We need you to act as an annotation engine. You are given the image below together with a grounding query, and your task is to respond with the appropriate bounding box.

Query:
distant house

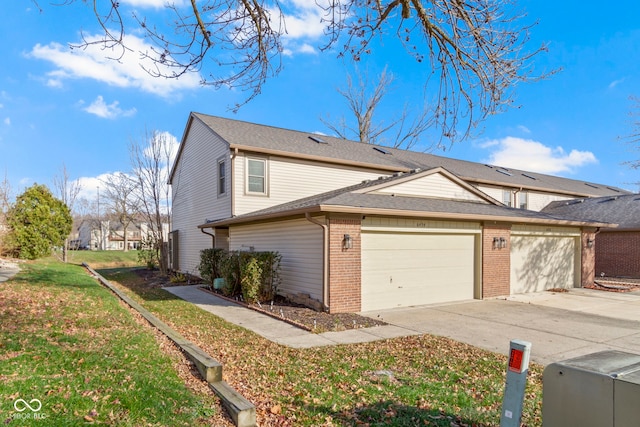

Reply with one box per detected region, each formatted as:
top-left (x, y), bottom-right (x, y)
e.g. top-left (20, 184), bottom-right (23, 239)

top-left (168, 112), bottom-right (626, 313)
top-left (73, 219), bottom-right (169, 251)
top-left (543, 194), bottom-right (640, 279)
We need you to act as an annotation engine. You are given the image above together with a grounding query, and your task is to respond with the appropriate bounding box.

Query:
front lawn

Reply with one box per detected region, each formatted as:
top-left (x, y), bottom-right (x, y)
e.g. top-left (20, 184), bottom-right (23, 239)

top-left (102, 267), bottom-right (544, 426)
top-left (0, 258), bottom-right (230, 426)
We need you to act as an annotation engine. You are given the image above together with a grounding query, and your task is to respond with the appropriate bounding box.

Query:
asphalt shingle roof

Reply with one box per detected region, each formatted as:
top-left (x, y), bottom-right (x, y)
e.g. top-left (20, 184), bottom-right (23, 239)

top-left (542, 194), bottom-right (640, 229)
top-left (192, 112), bottom-right (629, 198)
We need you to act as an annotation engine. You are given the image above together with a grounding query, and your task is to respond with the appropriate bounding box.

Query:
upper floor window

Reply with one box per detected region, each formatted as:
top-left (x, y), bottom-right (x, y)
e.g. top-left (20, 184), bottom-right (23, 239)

top-left (218, 159), bottom-right (226, 195)
top-left (502, 189), bottom-right (512, 207)
top-left (518, 191), bottom-right (528, 209)
top-left (247, 157), bottom-right (267, 195)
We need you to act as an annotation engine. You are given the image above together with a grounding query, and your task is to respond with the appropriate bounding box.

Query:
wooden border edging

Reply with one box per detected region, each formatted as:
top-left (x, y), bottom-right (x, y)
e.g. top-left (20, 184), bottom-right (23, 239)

top-left (82, 264), bottom-right (257, 427)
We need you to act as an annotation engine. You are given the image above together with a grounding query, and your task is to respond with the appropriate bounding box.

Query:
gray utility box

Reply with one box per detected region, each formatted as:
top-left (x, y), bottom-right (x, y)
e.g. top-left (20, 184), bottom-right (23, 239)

top-left (543, 350), bottom-right (640, 426)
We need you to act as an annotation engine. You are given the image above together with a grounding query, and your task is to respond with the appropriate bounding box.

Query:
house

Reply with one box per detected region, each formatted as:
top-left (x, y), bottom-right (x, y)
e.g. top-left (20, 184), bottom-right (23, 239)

top-left (74, 218), bottom-right (169, 251)
top-left (543, 194), bottom-right (640, 279)
top-left (168, 112), bottom-right (627, 313)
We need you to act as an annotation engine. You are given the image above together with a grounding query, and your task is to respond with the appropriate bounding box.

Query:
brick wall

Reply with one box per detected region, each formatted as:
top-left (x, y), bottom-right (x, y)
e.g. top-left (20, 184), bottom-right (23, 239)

top-left (482, 223), bottom-right (511, 298)
top-left (581, 229), bottom-right (596, 287)
top-left (596, 231), bottom-right (640, 278)
top-left (328, 216), bottom-right (362, 313)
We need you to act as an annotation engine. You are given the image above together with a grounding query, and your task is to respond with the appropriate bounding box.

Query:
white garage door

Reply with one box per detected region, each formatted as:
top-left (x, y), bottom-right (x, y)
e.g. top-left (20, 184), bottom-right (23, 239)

top-left (361, 232), bottom-right (476, 312)
top-left (510, 235), bottom-right (578, 294)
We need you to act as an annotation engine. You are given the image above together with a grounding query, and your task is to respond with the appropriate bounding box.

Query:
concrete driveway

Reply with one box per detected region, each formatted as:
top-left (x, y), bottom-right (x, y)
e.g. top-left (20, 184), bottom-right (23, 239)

top-left (362, 288), bottom-right (640, 366)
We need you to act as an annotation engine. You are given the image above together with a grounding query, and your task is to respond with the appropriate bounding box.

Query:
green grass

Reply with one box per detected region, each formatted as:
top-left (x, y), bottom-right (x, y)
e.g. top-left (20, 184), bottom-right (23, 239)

top-left (104, 268), bottom-right (544, 426)
top-left (0, 258), bottom-right (224, 426)
top-left (58, 249), bottom-right (142, 269)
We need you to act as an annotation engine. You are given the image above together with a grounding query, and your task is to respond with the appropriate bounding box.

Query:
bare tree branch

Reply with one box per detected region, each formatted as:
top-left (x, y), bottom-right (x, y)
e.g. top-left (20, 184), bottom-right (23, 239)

top-left (62, 0), bottom-right (549, 133)
top-left (322, 66), bottom-right (437, 150)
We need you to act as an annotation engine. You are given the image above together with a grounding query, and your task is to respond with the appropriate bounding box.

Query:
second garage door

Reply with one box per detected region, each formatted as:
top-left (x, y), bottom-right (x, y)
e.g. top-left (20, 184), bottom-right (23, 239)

top-left (361, 231), bottom-right (477, 311)
top-left (510, 229), bottom-right (580, 294)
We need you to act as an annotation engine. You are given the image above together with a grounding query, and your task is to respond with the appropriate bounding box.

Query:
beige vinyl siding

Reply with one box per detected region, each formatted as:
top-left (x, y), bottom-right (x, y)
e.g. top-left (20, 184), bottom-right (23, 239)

top-left (374, 173), bottom-right (486, 202)
top-left (234, 153), bottom-right (388, 215)
top-left (526, 193), bottom-right (573, 211)
top-left (230, 218), bottom-right (324, 302)
top-left (510, 225), bottom-right (581, 294)
top-left (171, 119), bottom-right (232, 273)
top-left (477, 185), bottom-right (574, 211)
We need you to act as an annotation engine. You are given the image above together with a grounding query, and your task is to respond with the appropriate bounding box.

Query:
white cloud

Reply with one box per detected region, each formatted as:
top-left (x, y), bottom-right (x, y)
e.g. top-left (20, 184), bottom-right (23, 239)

top-left (483, 136), bottom-right (597, 175)
top-left (3, 117), bottom-right (9, 126)
top-left (609, 78), bottom-right (625, 89)
top-left (517, 125), bottom-right (531, 134)
top-left (84, 96), bottom-right (137, 119)
top-left (29, 34), bottom-right (201, 98)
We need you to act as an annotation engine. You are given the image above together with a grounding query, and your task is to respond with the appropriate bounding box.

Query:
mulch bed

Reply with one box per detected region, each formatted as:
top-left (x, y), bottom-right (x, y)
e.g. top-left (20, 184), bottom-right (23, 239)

top-left (133, 268), bottom-right (386, 333)
top-left (585, 276), bottom-right (640, 293)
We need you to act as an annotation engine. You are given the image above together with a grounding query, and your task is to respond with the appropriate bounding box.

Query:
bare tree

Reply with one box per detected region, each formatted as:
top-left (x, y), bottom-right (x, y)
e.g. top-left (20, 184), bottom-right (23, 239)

top-left (322, 66), bottom-right (437, 150)
top-left (49, 0), bottom-right (548, 138)
top-left (130, 130), bottom-right (175, 275)
top-left (101, 172), bottom-right (140, 252)
top-left (0, 172), bottom-right (12, 255)
top-left (621, 96), bottom-right (640, 189)
top-left (53, 163), bottom-right (82, 262)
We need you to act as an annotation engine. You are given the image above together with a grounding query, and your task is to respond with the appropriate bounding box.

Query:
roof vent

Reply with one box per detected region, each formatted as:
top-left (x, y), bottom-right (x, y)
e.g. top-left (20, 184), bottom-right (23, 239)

top-left (606, 187), bottom-right (621, 193)
top-left (585, 183), bottom-right (599, 189)
top-left (308, 135), bottom-right (327, 144)
top-left (373, 146), bottom-right (391, 155)
top-left (496, 168), bottom-right (513, 177)
top-left (485, 164), bottom-right (494, 169)
top-left (522, 173), bottom-right (537, 180)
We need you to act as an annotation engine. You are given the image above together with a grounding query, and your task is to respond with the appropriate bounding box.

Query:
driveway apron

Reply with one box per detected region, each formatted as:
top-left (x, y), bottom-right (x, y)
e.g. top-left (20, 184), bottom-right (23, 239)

top-left (361, 289), bottom-right (640, 366)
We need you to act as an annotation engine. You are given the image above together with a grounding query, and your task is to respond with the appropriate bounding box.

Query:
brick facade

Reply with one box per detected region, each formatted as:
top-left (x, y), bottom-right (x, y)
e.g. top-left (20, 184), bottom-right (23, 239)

top-left (581, 229), bottom-right (596, 287)
top-left (482, 223), bottom-right (511, 298)
top-left (596, 231), bottom-right (640, 278)
top-left (327, 216), bottom-right (362, 313)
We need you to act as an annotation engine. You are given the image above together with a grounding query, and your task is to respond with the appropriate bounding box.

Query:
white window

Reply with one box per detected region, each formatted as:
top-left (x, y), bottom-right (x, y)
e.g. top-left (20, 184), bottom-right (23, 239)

top-left (218, 159), bottom-right (226, 195)
top-left (247, 158), bottom-right (267, 194)
top-left (518, 191), bottom-right (528, 209)
top-left (502, 189), bottom-right (512, 207)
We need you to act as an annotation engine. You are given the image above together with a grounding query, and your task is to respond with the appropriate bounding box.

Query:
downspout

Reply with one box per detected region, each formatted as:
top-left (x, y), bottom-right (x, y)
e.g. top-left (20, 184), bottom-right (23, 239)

top-left (231, 148), bottom-right (238, 217)
top-left (201, 228), bottom-right (216, 248)
top-left (305, 213), bottom-right (329, 312)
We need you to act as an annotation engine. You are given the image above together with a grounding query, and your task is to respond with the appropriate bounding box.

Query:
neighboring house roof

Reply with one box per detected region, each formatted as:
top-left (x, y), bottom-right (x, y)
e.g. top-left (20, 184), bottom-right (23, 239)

top-left (202, 169), bottom-right (616, 229)
top-left (543, 194), bottom-right (640, 230)
top-left (176, 112), bottom-right (629, 198)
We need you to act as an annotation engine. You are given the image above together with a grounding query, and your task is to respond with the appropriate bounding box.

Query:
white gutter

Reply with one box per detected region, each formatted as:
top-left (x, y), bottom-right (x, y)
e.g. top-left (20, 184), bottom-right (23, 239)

top-left (231, 147), bottom-right (238, 217)
top-left (305, 213), bottom-right (329, 311)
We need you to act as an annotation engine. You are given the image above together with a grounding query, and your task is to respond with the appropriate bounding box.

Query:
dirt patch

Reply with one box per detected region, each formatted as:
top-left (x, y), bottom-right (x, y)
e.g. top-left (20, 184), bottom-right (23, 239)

top-left (134, 268), bottom-right (387, 333)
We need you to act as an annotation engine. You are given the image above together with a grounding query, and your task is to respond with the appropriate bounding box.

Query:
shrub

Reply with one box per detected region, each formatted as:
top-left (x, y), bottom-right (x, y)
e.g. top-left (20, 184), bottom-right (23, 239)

top-left (240, 257), bottom-right (262, 303)
top-left (215, 250), bottom-right (281, 302)
top-left (197, 248), bottom-right (227, 287)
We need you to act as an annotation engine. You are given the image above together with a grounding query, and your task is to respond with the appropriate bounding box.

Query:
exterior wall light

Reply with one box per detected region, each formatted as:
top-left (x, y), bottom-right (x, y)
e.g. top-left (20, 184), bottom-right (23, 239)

top-left (493, 236), bottom-right (507, 249)
top-left (587, 238), bottom-right (594, 249)
top-left (343, 234), bottom-right (353, 250)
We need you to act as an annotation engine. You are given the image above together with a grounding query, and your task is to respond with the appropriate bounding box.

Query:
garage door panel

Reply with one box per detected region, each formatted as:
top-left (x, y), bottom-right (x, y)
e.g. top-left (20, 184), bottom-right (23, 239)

top-left (361, 232), bottom-right (475, 311)
top-left (510, 235), bottom-right (577, 294)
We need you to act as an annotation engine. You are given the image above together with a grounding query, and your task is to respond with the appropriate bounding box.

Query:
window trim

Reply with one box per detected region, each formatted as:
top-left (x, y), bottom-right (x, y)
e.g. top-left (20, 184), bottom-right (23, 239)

top-left (217, 157), bottom-right (227, 197)
top-left (518, 191), bottom-right (528, 210)
top-left (502, 189), bottom-right (512, 207)
top-left (245, 156), bottom-right (269, 196)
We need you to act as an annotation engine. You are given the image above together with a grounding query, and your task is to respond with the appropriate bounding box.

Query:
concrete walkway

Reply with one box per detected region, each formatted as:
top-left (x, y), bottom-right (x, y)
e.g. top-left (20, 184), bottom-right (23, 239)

top-left (164, 286), bottom-right (417, 348)
top-left (0, 259), bottom-right (20, 283)
top-left (164, 285), bottom-right (640, 366)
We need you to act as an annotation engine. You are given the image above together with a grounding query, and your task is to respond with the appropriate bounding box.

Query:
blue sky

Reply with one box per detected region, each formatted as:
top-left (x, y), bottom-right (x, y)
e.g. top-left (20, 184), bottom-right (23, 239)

top-left (1, 0), bottom-right (640, 206)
